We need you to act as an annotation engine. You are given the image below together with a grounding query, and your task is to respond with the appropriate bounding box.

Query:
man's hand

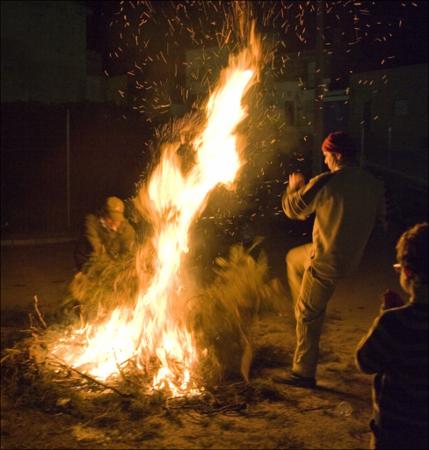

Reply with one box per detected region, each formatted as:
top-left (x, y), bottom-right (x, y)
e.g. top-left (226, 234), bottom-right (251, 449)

top-left (381, 289), bottom-right (405, 311)
top-left (288, 172), bottom-right (305, 191)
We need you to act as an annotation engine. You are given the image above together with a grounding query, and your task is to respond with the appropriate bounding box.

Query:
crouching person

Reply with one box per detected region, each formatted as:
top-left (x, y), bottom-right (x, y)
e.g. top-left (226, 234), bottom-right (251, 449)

top-left (74, 196), bottom-right (135, 272)
top-left (59, 196), bottom-right (136, 321)
top-left (355, 222), bottom-right (428, 449)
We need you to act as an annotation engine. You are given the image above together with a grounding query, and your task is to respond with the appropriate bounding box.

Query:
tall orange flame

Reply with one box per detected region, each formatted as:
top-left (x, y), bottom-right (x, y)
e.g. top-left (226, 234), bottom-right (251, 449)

top-left (53, 30), bottom-right (261, 397)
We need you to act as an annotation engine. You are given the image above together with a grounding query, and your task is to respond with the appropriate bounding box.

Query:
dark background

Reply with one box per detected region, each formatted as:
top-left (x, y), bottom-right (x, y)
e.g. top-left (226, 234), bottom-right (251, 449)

top-left (1, 1), bottom-right (427, 235)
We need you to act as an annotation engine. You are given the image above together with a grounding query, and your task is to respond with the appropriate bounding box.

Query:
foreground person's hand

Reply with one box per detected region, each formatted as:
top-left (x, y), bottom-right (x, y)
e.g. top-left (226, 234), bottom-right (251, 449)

top-left (288, 172), bottom-right (305, 191)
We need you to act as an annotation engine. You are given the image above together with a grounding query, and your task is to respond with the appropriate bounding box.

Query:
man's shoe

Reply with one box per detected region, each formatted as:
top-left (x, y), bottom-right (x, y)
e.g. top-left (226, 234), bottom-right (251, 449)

top-left (272, 372), bottom-right (316, 389)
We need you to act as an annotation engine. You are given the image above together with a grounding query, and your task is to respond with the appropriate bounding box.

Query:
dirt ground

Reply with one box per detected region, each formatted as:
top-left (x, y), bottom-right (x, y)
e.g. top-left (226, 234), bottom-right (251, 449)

top-left (1, 226), bottom-right (403, 449)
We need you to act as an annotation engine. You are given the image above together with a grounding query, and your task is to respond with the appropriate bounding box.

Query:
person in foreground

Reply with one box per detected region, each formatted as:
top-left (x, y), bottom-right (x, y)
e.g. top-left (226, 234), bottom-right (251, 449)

top-left (355, 222), bottom-right (428, 450)
top-left (278, 131), bottom-right (385, 388)
top-left (74, 196), bottom-right (135, 272)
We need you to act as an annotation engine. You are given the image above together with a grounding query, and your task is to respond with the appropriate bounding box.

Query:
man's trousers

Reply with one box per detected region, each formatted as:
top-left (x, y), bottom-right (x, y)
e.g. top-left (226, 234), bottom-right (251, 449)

top-left (286, 243), bottom-right (337, 378)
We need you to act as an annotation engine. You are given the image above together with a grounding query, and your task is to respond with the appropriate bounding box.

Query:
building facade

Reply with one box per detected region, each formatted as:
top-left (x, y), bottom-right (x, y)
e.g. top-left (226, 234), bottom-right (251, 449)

top-left (349, 64), bottom-right (428, 186)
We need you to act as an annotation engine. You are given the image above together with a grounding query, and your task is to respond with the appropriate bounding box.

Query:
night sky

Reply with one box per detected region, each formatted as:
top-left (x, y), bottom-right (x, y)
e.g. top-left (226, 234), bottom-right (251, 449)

top-left (86, 1), bottom-right (428, 74)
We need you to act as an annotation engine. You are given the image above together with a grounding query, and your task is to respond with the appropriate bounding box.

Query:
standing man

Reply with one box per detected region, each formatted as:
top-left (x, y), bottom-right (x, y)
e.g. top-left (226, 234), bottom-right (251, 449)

top-left (278, 131), bottom-right (385, 388)
top-left (74, 196), bottom-right (136, 272)
top-left (355, 222), bottom-right (428, 449)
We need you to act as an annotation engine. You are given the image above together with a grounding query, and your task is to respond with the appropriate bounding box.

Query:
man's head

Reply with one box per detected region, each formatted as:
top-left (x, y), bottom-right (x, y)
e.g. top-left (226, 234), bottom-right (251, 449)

top-left (321, 131), bottom-right (356, 171)
top-left (104, 196), bottom-right (125, 229)
top-left (396, 222), bottom-right (428, 291)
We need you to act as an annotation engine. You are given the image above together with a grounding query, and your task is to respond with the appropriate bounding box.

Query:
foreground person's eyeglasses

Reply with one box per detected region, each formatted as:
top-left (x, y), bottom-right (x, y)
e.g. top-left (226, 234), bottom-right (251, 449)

top-left (393, 263), bottom-right (402, 273)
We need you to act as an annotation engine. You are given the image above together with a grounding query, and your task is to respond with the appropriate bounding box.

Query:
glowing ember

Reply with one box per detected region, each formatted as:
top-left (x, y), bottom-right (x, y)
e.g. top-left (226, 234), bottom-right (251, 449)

top-left (52, 29), bottom-right (261, 397)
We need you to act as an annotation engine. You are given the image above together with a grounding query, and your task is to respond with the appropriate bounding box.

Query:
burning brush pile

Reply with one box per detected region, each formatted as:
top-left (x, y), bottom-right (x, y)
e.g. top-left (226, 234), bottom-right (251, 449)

top-left (1, 242), bottom-right (284, 413)
top-left (1, 25), bottom-right (286, 413)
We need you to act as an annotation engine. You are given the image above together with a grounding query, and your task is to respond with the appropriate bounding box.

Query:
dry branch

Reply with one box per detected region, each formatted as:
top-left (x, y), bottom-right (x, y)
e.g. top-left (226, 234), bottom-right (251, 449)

top-left (50, 355), bottom-right (133, 398)
top-left (33, 295), bottom-right (47, 329)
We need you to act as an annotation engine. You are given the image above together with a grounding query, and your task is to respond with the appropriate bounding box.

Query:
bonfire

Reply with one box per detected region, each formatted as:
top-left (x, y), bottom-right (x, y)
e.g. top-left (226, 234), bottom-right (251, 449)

top-left (1, 21), bottom-right (285, 412)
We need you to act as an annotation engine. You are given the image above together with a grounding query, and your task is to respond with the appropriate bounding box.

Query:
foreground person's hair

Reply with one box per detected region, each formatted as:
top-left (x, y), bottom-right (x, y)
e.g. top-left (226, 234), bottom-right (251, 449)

top-left (396, 222), bottom-right (428, 283)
